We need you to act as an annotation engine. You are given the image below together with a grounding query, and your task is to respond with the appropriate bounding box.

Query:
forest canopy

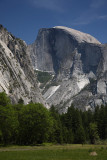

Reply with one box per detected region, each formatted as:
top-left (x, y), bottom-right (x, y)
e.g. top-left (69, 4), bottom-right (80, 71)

top-left (0, 92), bottom-right (107, 145)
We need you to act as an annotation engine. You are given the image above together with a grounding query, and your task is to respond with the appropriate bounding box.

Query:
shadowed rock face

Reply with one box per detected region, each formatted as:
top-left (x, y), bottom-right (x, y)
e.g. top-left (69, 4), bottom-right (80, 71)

top-left (0, 25), bottom-right (45, 105)
top-left (1, 24), bottom-right (106, 111)
top-left (97, 44), bottom-right (107, 94)
top-left (28, 28), bottom-right (78, 75)
top-left (28, 26), bottom-right (107, 112)
top-left (29, 27), bottom-right (102, 77)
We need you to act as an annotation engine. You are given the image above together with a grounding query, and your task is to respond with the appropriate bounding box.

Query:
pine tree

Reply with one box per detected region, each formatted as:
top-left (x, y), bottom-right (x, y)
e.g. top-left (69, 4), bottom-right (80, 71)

top-left (49, 106), bottom-right (63, 143)
top-left (89, 122), bottom-right (99, 144)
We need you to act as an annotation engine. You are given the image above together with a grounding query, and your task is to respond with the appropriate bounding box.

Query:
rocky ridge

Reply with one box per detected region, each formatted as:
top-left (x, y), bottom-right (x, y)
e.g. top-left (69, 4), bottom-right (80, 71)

top-left (0, 25), bottom-right (45, 105)
top-left (28, 26), bottom-right (107, 112)
top-left (1, 24), bottom-right (107, 112)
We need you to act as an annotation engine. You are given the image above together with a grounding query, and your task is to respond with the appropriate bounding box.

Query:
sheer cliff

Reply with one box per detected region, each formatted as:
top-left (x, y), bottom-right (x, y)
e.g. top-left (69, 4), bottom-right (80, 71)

top-left (28, 26), bottom-right (107, 112)
top-left (1, 24), bottom-right (106, 111)
top-left (0, 25), bottom-right (45, 105)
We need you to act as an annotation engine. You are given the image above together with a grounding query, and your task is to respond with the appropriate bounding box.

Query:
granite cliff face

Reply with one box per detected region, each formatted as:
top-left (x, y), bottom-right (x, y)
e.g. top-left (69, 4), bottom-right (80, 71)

top-left (1, 24), bottom-right (106, 111)
top-left (0, 25), bottom-right (45, 105)
top-left (28, 26), bottom-right (107, 112)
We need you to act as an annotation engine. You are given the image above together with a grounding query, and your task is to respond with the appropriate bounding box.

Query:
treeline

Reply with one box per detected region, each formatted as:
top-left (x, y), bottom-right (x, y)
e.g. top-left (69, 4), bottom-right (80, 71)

top-left (0, 92), bottom-right (107, 145)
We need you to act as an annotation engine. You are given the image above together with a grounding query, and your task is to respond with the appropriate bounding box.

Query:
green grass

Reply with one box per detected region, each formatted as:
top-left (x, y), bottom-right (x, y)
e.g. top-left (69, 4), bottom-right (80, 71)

top-left (0, 144), bottom-right (107, 160)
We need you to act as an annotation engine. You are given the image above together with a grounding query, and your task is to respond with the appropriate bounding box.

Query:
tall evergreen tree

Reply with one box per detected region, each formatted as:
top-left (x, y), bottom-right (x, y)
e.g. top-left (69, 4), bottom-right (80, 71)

top-left (0, 104), bottom-right (19, 145)
top-left (49, 106), bottom-right (63, 143)
top-left (89, 122), bottom-right (99, 144)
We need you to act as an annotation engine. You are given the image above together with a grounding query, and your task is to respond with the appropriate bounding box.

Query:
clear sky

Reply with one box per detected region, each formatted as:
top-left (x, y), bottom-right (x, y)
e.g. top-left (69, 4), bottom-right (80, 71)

top-left (0, 0), bottom-right (107, 44)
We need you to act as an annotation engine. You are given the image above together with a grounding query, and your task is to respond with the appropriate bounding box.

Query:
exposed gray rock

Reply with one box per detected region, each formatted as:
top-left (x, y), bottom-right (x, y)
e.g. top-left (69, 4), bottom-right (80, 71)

top-left (28, 26), bottom-right (107, 111)
top-left (54, 26), bottom-right (101, 44)
top-left (0, 25), bottom-right (45, 105)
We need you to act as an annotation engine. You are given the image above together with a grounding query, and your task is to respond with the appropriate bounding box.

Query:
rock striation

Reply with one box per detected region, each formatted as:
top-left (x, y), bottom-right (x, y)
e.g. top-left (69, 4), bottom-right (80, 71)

top-left (28, 26), bottom-right (107, 112)
top-left (0, 25), bottom-right (45, 105)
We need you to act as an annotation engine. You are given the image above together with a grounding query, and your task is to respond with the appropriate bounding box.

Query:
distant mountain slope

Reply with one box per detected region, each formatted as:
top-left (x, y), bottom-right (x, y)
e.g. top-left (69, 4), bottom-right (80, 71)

top-left (0, 25), bottom-right (45, 105)
top-left (28, 26), bottom-right (107, 112)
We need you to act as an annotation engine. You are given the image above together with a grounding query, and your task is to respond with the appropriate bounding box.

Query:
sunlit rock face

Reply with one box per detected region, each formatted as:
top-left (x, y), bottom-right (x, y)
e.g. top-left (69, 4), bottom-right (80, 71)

top-left (0, 25), bottom-right (45, 105)
top-left (28, 26), bottom-right (107, 111)
top-left (2, 23), bottom-right (107, 111)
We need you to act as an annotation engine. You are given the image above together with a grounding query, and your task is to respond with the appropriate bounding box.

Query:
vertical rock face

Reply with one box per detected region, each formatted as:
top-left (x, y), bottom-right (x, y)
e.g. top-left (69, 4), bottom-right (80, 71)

top-left (97, 44), bottom-right (107, 94)
top-left (1, 24), bottom-right (107, 111)
top-left (28, 29), bottom-right (55, 73)
top-left (29, 27), bottom-right (101, 77)
top-left (0, 25), bottom-right (45, 105)
top-left (78, 43), bottom-right (102, 74)
top-left (28, 26), bottom-right (107, 111)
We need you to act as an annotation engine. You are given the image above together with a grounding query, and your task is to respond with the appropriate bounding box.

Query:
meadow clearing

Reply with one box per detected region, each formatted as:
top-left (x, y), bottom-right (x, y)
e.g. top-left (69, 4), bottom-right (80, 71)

top-left (0, 144), bottom-right (107, 160)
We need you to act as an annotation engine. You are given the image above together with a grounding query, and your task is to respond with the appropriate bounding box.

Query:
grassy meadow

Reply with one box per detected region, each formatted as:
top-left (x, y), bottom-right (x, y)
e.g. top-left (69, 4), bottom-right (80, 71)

top-left (0, 144), bottom-right (107, 160)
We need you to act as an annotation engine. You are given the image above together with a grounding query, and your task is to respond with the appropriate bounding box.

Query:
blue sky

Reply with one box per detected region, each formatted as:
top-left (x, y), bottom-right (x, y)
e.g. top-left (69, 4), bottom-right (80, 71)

top-left (0, 0), bottom-right (107, 44)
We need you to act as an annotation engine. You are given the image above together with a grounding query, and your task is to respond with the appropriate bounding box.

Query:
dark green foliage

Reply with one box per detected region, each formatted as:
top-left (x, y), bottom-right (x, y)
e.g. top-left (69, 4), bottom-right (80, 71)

top-left (74, 126), bottom-right (86, 144)
top-left (18, 98), bottom-right (24, 104)
top-left (61, 105), bottom-right (86, 144)
top-left (95, 105), bottom-right (107, 139)
top-left (0, 92), bottom-right (10, 106)
top-left (0, 92), bottom-right (53, 145)
top-left (49, 106), bottom-right (63, 144)
top-left (0, 104), bottom-right (19, 145)
top-left (89, 123), bottom-right (99, 144)
top-left (18, 103), bottom-right (53, 145)
top-left (0, 92), bottom-right (107, 145)
top-left (35, 70), bottom-right (52, 84)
